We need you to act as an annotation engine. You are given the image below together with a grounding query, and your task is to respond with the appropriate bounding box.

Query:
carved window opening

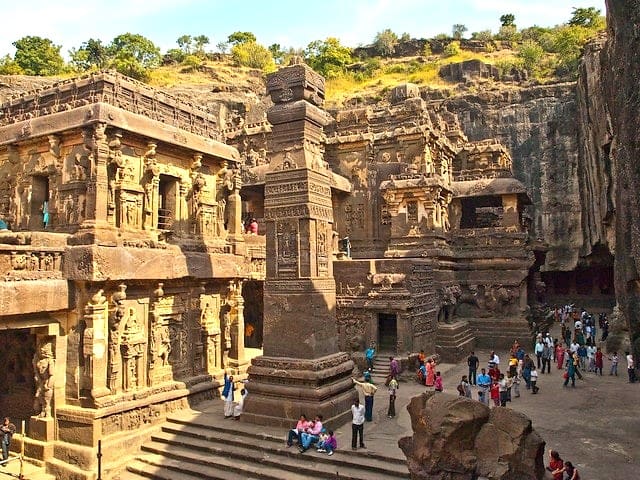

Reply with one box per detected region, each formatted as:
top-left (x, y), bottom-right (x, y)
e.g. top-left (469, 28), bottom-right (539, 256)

top-left (460, 196), bottom-right (502, 229)
top-left (30, 175), bottom-right (50, 230)
top-left (158, 175), bottom-right (178, 231)
top-left (406, 201), bottom-right (418, 224)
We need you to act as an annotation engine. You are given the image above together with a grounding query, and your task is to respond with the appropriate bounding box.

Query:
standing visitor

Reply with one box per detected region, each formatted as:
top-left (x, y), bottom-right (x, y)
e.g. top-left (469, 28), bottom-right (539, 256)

top-left (425, 359), bottom-right (435, 387)
top-left (389, 356), bottom-right (400, 378)
top-left (222, 372), bottom-right (235, 418)
top-left (365, 344), bottom-right (376, 371)
top-left (1, 417), bottom-right (16, 466)
top-left (467, 351), bottom-right (479, 385)
top-left (490, 380), bottom-right (500, 407)
top-left (609, 351), bottom-right (619, 376)
top-left (233, 388), bottom-right (247, 420)
top-left (387, 376), bottom-right (399, 418)
top-left (556, 344), bottom-right (565, 369)
top-left (498, 374), bottom-right (508, 406)
top-left (351, 398), bottom-right (366, 450)
top-left (626, 351), bottom-right (636, 383)
top-left (477, 368), bottom-right (491, 406)
top-left (594, 347), bottom-right (604, 376)
top-left (530, 366), bottom-right (539, 394)
top-left (564, 357), bottom-right (576, 388)
top-left (353, 378), bottom-right (377, 422)
top-left (541, 343), bottom-right (552, 374)
top-left (535, 339), bottom-right (544, 368)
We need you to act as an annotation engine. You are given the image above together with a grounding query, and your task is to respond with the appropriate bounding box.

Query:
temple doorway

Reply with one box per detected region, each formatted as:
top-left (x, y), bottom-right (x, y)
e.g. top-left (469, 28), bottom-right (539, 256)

top-left (0, 329), bottom-right (36, 427)
top-left (378, 313), bottom-right (397, 353)
top-left (242, 281), bottom-right (264, 348)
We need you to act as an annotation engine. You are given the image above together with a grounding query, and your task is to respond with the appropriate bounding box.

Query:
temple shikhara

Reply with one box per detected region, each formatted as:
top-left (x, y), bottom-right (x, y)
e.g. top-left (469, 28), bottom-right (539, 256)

top-left (0, 64), bottom-right (533, 477)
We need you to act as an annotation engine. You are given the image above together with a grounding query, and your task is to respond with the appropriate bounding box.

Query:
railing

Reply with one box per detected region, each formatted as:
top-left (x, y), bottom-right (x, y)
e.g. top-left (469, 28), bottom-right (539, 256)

top-left (157, 208), bottom-right (173, 231)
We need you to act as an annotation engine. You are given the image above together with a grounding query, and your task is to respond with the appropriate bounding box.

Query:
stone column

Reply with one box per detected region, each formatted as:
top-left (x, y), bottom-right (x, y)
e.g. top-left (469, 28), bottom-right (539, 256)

top-left (242, 62), bottom-right (357, 427)
top-left (227, 279), bottom-right (246, 370)
top-left (76, 123), bottom-right (117, 244)
top-left (82, 289), bottom-right (111, 402)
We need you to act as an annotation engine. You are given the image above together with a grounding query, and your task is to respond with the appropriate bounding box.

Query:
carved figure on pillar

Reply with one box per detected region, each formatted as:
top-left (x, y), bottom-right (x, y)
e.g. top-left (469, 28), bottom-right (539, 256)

top-left (33, 339), bottom-right (55, 418)
top-left (108, 284), bottom-right (127, 393)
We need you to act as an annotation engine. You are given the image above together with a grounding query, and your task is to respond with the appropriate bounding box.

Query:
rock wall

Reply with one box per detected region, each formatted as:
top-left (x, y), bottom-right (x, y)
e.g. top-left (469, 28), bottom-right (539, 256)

top-left (605, 0), bottom-right (640, 360)
top-left (438, 83), bottom-right (583, 271)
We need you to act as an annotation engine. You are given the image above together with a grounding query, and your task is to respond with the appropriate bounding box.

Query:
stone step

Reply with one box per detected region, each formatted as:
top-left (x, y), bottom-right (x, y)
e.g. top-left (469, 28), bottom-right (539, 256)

top-left (128, 451), bottom-right (285, 480)
top-left (141, 440), bottom-right (404, 480)
top-left (158, 422), bottom-right (407, 476)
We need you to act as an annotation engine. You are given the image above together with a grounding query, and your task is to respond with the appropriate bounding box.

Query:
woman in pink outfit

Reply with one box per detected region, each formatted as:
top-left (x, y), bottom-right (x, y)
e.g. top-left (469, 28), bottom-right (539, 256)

top-left (425, 359), bottom-right (435, 386)
top-left (556, 344), bottom-right (565, 369)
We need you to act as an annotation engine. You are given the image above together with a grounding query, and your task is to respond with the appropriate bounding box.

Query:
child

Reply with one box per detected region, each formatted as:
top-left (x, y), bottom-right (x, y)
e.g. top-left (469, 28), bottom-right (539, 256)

top-left (490, 380), bottom-right (500, 407)
top-left (316, 430), bottom-right (337, 456)
top-left (609, 352), bottom-right (619, 376)
top-left (530, 366), bottom-right (539, 394)
top-left (434, 371), bottom-right (443, 392)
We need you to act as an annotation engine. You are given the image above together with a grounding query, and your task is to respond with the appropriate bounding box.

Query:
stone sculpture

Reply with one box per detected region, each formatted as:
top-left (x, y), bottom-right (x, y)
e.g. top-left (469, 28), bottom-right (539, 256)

top-left (33, 339), bottom-right (55, 418)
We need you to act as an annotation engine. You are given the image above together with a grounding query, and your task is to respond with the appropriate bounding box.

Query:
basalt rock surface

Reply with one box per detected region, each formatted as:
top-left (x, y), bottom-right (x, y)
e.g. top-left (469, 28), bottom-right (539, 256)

top-left (605, 0), bottom-right (640, 360)
top-left (399, 392), bottom-right (545, 480)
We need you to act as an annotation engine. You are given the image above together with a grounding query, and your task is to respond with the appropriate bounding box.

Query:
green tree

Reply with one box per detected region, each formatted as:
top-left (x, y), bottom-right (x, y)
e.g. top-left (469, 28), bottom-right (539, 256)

top-left (12, 36), bottom-right (65, 76)
top-left (304, 37), bottom-right (352, 78)
top-left (471, 30), bottom-right (493, 42)
top-left (373, 29), bottom-right (399, 57)
top-left (193, 35), bottom-right (210, 57)
top-left (107, 33), bottom-right (161, 81)
top-left (520, 26), bottom-right (551, 43)
top-left (443, 40), bottom-right (461, 57)
top-left (452, 24), bottom-right (468, 40)
top-left (500, 13), bottom-right (516, 27)
top-left (268, 43), bottom-right (285, 64)
top-left (400, 32), bottom-right (411, 42)
top-left (0, 54), bottom-right (24, 75)
top-left (548, 25), bottom-right (592, 77)
top-left (227, 32), bottom-right (257, 46)
top-left (497, 25), bottom-right (520, 41)
top-left (569, 7), bottom-right (604, 29)
top-left (177, 35), bottom-right (192, 54)
top-left (517, 40), bottom-right (544, 75)
top-left (231, 41), bottom-right (275, 71)
top-left (216, 41), bottom-right (229, 54)
top-left (69, 38), bottom-right (108, 72)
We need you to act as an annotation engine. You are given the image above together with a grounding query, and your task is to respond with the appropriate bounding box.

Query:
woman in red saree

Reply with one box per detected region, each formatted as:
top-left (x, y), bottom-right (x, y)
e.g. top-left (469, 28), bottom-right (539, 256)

top-left (425, 359), bottom-right (435, 386)
top-left (556, 344), bottom-right (565, 369)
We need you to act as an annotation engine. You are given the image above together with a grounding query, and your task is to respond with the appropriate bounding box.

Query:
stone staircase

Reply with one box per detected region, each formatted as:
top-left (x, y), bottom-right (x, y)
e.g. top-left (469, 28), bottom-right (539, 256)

top-left (369, 356), bottom-right (390, 383)
top-left (469, 317), bottom-right (533, 351)
top-left (116, 412), bottom-right (409, 480)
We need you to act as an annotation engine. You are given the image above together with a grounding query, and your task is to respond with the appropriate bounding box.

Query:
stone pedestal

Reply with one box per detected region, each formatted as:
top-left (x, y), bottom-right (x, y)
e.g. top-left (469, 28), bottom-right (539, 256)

top-left (29, 416), bottom-right (55, 441)
top-left (242, 63), bottom-right (357, 427)
top-left (435, 320), bottom-right (475, 363)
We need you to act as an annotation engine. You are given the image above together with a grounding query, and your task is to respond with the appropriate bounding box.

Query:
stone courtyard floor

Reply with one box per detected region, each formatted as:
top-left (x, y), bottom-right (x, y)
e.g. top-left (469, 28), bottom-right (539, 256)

top-left (332, 325), bottom-right (640, 479)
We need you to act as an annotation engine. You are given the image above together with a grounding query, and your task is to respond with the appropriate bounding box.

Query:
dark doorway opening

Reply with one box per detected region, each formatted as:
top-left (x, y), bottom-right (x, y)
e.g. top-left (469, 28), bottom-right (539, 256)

top-left (30, 175), bottom-right (49, 230)
top-left (0, 329), bottom-right (36, 428)
top-left (242, 281), bottom-right (264, 348)
top-left (378, 313), bottom-right (397, 353)
top-left (158, 175), bottom-right (178, 230)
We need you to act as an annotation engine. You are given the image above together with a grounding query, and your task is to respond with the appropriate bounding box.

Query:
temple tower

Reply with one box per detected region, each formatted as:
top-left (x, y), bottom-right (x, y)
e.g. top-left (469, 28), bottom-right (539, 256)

top-left (242, 62), bottom-right (357, 427)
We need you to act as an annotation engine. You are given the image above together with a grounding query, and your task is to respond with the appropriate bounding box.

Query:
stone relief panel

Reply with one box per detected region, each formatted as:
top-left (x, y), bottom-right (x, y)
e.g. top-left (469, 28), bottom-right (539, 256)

top-left (276, 219), bottom-right (299, 278)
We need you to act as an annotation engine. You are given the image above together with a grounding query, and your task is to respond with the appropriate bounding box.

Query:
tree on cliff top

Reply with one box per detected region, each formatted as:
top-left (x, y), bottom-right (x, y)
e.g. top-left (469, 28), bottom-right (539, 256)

top-left (569, 7), bottom-right (605, 29)
top-left (452, 24), bottom-right (468, 40)
top-left (69, 38), bottom-right (108, 72)
top-left (500, 14), bottom-right (515, 27)
top-left (231, 41), bottom-right (275, 72)
top-left (13, 36), bottom-right (65, 76)
top-left (107, 33), bottom-right (161, 81)
top-left (304, 37), bottom-right (352, 78)
top-left (373, 29), bottom-right (399, 57)
top-left (227, 32), bottom-right (257, 46)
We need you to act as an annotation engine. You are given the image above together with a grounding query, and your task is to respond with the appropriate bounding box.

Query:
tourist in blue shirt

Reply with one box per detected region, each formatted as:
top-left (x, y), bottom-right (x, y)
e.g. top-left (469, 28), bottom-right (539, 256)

top-left (477, 368), bottom-right (491, 406)
top-left (365, 344), bottom-right (376, 371)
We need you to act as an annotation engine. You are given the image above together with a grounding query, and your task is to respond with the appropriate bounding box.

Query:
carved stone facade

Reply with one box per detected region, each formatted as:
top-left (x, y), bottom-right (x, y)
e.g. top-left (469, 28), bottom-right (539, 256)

top-left (0, 73), bottom-right (258, 479)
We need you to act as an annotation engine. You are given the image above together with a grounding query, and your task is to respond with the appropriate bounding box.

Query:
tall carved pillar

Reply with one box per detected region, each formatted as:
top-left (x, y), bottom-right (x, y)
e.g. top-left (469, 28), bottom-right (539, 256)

top-left (243, 62), bottom-right (356, 427)
top-left (82, 289), bottom-right (111, 402)
top-left (226, 279), bottom-right (246, 370)
top-left (75, 123), bottom-right (117, 243)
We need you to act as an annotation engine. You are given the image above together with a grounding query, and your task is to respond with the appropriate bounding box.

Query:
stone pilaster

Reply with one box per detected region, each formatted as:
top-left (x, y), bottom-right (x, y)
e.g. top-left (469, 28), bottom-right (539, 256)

top-left (82, 290), bottom-right (111, 401)
top-left (242, 62), bottom-right (356, 427)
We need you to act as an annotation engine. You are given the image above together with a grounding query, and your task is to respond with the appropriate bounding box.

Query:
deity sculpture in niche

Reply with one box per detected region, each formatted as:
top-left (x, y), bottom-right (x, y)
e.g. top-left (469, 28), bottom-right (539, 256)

top-left (33, 338), bottom-right (55, 418)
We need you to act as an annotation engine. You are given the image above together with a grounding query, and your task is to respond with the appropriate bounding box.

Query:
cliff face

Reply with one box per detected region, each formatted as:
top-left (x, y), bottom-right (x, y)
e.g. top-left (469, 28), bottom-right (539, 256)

top-left (605, 0), bottom-right (640, 358)
top-left (439, 83), bottom-right (583, 271)
top-left (576, 35), bottom-right (615, 261)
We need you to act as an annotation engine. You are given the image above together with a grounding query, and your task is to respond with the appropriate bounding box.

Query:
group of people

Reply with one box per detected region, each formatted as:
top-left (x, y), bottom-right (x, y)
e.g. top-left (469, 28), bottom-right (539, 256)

top-left (222, 372), bottom-right (248, 420)
top-left (547, 450), bottom-right (581, 480)
top-left (286, 414), bottom-right (337, 454)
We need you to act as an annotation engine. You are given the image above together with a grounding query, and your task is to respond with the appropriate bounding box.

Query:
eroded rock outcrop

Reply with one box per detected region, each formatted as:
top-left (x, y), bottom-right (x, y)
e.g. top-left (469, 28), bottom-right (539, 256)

top-left (605, 0), bottom-right (640, 360)
top-left (399, 392), bottom-right (545, 480)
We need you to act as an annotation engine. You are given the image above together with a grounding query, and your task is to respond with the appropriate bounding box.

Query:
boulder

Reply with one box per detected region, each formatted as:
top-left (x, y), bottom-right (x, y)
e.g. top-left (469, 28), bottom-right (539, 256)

top-left (399, 392), bottom-right (545, 480)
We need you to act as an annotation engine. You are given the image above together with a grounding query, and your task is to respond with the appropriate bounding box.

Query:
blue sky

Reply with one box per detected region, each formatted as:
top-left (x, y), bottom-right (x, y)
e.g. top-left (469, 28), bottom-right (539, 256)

top-left (0, 0), bottom-right (606, 57)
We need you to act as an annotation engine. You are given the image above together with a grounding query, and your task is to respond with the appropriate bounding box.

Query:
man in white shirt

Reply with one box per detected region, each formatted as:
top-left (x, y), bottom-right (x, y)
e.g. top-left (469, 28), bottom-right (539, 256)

top-left (351, 398), bottom-right (366, 450)
top-left (626, 352), bottom-right (636, 383)
top-left (490, 351), bottom-right (500, 365)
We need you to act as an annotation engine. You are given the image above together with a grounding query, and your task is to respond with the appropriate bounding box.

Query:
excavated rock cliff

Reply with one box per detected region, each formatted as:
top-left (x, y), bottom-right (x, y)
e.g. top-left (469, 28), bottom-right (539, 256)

top-left (605, 0), bottom-right (640, 359)
top-left (436, 83), bottom-right (583, 271)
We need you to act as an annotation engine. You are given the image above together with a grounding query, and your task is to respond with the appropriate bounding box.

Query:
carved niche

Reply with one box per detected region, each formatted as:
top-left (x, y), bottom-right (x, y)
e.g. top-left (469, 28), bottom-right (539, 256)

top-left (276, 220), bottom-right (299, 277)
